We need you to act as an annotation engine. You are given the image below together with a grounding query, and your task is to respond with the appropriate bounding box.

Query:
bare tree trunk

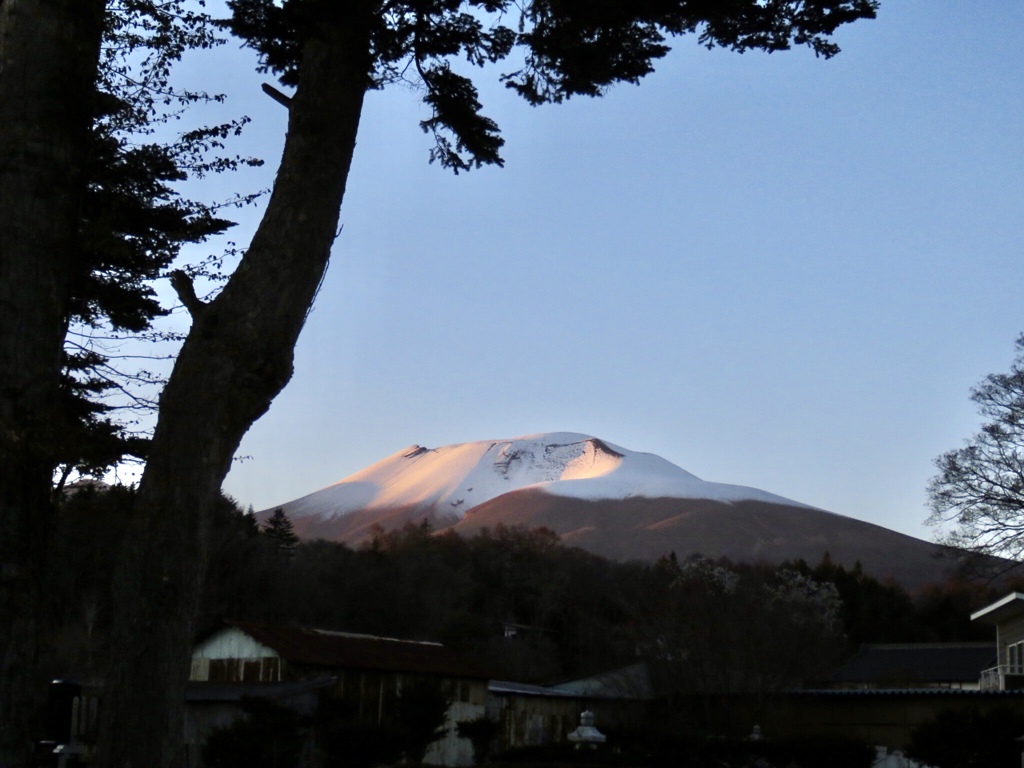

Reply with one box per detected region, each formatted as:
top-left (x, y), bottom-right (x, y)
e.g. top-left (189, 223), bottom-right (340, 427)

top-left (0, 2), bottom-right (105, 765)
top-left (94, 13), bottom-right (372, 767)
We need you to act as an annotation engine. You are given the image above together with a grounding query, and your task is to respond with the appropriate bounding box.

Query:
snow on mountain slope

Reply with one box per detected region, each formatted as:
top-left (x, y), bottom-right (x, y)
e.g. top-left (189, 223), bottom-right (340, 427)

top-left (278, 432), bottom-right (812, 524)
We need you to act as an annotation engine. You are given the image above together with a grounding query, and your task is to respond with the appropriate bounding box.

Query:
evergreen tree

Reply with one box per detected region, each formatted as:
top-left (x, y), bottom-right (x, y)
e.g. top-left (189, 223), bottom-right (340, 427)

top-left (263, 507), bottom-right (300, 556)
top-left (56, 1), bottom-right (262, 487)
top-left (0, 2), bottom-right (106, 760)
top-left (1, 2), bottom-right (257, 758)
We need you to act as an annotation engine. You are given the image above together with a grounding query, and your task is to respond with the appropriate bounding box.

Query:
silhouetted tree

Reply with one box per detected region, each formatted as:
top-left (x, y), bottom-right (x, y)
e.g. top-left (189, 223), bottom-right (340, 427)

top-left (199, 497), bottom-right (275, 629)
top-left (633, 556), bottom-right (844, 735)
top-left (929, 334), bottom-right (1024, 562)
top-left (47, 484), bottom-right (137, 679)
top-left (0, 2), bottom-right (106, 760)
top-left (782, 555), bottom-right (919, 645)
top-left (1, 2), bottom-right (254, 760)
top-left (263, 507), bottom-right (300, 556)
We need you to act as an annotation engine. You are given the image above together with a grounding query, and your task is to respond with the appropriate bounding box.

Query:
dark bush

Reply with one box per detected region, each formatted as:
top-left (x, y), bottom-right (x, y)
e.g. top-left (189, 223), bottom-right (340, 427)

top-left (458, 716), bottom-right (500, 764)
top-left (202, 698), bottom-right (304, 768)
top-left (318, 721), bottom-right (404, 768)
top-left (771, 735), bottom-right (875, 768)
top-left (395, 678), bottom-right (451, 763)
top-left (906, 706), bottom-right (1024, 768)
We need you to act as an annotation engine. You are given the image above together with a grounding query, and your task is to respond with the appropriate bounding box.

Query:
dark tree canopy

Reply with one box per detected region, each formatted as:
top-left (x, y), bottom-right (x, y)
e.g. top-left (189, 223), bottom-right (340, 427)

top-left (632, 555), bottom-right (844, 704)
top-left (57, 1), bottom-right (264, 484)
top-left (262, 507), bottom-right (300, 554)
top-left (929, 334), bottom-right (1024, 561)
top-left (225, 0), bottom-right (878, 172)
top-left (1, 2), bottom-right (259, 762)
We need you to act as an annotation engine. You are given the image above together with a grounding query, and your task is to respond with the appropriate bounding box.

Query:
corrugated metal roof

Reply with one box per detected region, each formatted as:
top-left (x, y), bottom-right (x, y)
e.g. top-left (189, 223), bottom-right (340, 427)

top-left (831, 643), bottom-right (996, 685)
top-left (226, 622), bottom-right (491, 680)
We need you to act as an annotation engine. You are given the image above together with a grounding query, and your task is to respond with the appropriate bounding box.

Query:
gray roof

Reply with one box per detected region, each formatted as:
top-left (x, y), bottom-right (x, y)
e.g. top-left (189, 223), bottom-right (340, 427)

top-left (488, 680), bottom-right (579, 698)
top-left (489, 662), bottom-right (653, 701)
top-left (831, 643), bottom-right (996, 686)
top-left (547, 662), bottom-right (653, 700)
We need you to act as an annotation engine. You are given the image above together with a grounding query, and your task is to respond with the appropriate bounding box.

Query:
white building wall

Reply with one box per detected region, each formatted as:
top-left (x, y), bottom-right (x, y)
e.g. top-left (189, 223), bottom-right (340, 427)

top-left (189, 627), bottom-right (283, 682)
top-left (192, 627), bottom-right (280, 660)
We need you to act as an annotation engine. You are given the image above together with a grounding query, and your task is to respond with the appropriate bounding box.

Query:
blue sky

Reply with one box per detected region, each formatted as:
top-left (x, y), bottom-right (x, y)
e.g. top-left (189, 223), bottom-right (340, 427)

top-left (168, 1), bottom-right (1023, 541)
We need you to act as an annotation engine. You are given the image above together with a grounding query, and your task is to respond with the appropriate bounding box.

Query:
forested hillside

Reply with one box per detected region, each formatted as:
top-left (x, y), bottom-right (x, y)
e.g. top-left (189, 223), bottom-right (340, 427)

top-left (50, 486), bottom-right (1006, 687)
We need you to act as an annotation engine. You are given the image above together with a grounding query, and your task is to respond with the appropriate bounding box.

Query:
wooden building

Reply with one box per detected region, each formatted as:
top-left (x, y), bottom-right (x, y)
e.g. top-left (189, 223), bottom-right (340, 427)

top-left (188, 622), bottom-right (491, 766)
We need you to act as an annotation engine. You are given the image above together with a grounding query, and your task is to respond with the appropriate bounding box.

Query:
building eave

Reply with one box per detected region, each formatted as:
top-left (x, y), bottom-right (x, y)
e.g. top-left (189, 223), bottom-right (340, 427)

top-left (971, 592), bottom-right (1024, 624)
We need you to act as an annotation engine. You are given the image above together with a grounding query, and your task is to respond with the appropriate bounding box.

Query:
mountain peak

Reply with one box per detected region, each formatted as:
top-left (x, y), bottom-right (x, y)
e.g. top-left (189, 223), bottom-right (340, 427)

top-left (274, 432), bottom-right (809, 527)
top-left (260, 432), bottom-right (979, 588)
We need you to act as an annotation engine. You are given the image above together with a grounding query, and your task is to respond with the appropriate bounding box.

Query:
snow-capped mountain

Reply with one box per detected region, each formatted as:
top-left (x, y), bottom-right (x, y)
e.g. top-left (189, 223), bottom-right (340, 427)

top-left (265, 432), bottom-right (973, 588)
top-left (279, 431), bottom-right (810, 521)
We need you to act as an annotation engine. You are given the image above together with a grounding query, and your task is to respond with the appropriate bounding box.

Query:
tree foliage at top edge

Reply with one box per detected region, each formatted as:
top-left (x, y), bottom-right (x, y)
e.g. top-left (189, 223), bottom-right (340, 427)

top-left (223, 0), bottom-right (878, 172)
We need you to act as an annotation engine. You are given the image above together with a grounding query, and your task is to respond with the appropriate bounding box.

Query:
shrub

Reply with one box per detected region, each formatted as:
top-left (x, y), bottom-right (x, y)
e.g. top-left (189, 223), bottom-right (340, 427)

top-left (906, 706), bottom-right (1024, 768)
top-left (202, 698), bottom-right (304, 768)
top-left (457, 716), bottom-right (499, 765)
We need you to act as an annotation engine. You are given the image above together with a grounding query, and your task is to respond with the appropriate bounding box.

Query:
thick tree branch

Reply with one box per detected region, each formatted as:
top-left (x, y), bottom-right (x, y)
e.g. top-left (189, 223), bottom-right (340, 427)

top-left (261, 81), bottom-right (293, 109)
top-left (169, 270), bottom-right (206, 318)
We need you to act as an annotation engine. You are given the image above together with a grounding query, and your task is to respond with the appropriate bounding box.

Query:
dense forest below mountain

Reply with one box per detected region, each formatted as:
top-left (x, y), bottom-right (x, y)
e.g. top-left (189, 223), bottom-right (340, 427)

top-left (48, 486), bottom-right (1011, 686)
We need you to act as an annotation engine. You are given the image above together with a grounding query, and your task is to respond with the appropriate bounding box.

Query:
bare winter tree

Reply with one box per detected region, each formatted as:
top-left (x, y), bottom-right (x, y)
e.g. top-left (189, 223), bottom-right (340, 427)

top-left (929, 334), bottom-right (1024, 561)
